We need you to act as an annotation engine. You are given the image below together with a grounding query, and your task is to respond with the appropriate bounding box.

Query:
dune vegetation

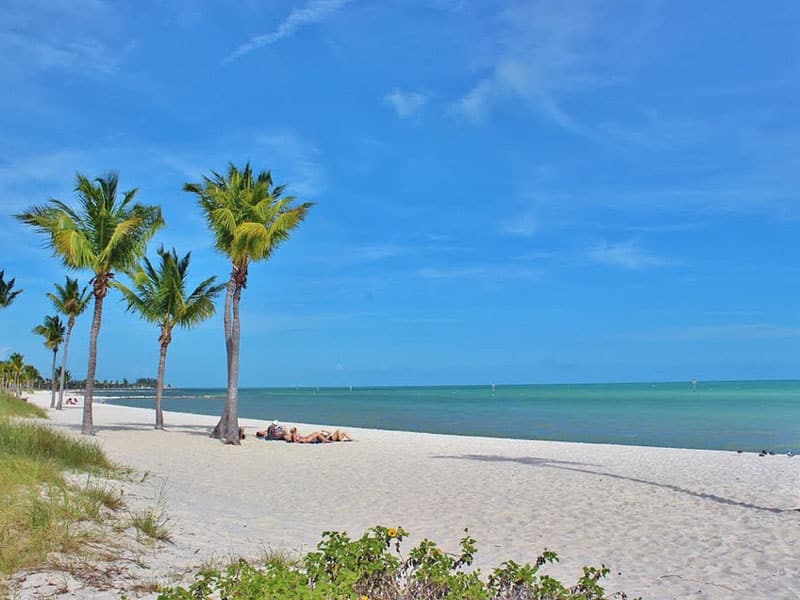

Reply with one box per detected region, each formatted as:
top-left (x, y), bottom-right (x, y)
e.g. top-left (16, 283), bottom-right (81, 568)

top-left (0, 391), bottom-right (123, 590)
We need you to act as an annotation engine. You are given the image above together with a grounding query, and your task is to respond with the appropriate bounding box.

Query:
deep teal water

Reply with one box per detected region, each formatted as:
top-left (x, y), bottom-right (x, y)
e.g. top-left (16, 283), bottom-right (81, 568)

top-left (98, 380), bottom-right (800, 452)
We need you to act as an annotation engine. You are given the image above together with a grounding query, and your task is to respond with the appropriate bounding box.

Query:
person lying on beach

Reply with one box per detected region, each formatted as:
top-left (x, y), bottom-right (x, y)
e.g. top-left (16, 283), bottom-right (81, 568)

top-left (256, 421), bottom-right (286, 440)
top-left (321, 429), bottom-right (355, 442)
top-left (284, 427), bottom-right (331, 444)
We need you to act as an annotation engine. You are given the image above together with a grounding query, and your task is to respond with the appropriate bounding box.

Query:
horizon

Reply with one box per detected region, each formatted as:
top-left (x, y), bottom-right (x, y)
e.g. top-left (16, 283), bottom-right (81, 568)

top-left (2, 1), bottom-right (799, 387)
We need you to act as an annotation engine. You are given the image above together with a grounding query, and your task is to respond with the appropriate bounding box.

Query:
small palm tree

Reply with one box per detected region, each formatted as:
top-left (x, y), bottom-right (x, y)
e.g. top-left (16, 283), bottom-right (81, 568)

top-left (184, 163), bottom-right (313, 443)
top-left (17, 172), bottom-right (163, 434)
top-left (47, 277), bottom-right (91, 410)
top-left (0, 270), bottom-right (22, 308)
top-left (8, 353), bottom-right (24, 397)
top-left (116, 247), bottom-right (224, 429)
top-left (33, 315), bottom-right (66, 407)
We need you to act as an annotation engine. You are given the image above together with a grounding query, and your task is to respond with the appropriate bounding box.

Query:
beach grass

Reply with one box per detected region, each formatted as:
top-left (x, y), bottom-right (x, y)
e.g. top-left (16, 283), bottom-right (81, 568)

top-left (0, 391), bottom-right (124, 586)
top-left (0, 391), bottom-right (48, 419)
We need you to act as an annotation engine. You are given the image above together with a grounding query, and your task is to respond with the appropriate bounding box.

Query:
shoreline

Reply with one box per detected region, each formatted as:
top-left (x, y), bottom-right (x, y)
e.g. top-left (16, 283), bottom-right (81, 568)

top-left (17, 390), bottom-right (800, 599)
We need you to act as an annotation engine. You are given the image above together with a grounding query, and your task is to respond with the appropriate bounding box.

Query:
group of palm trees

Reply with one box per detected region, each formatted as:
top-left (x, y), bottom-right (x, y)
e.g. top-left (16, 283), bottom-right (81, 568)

top-left (14, 162), bottom-right (312, 444)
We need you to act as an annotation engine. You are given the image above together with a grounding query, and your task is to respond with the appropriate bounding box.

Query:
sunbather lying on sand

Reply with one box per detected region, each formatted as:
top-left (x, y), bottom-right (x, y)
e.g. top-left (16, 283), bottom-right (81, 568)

top-left (321, 429), bottom-right (355, 442)
top-left (284, 427), bottom-right (330, 443)
top-left (255, 422), bottom-right (355, 442)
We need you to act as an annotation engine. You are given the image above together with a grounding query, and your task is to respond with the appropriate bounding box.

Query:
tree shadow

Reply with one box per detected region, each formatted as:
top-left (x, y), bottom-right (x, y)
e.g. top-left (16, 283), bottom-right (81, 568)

top-left (432, 454), bottom-right (795, 514)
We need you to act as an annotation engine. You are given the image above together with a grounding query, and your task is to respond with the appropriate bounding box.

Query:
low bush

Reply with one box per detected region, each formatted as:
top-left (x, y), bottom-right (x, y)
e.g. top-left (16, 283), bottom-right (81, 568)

top-left (158, 526), bottom-right (635, 599)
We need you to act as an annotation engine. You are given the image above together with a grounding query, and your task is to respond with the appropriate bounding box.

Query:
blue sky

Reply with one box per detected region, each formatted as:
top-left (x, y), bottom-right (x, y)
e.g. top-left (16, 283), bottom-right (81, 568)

top-left (1, 0), bottom-right (799, 387)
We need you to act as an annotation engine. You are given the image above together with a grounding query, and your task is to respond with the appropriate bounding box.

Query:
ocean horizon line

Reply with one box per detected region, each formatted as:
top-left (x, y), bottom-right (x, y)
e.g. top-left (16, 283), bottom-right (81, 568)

top-left (150, 377), bottom-right (800, 391)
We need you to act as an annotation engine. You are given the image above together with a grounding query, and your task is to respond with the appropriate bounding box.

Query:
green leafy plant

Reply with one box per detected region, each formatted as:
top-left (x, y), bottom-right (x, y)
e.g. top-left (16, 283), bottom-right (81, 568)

top-left (158, 525), bottom-right (636, 600)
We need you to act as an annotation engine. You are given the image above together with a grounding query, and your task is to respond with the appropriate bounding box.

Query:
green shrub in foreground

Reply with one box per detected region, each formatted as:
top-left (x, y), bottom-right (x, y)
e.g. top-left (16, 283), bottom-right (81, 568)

top-left (159, 526), bottom-right (635, 600)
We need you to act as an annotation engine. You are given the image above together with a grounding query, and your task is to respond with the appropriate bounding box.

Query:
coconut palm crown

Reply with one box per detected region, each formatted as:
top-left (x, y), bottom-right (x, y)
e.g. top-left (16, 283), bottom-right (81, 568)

top-left (0, 270), bottom-right (23, 308)
top-left (33, 314), bottom-right (65, 408)
top-left (116, 246), bottom-right (224, 429)
top-left (47, 277), bottom-right (91, 410)
top-left (184, 162), bottom-right (313, 444)
top-left (17, 172), bottom-right (163, 434)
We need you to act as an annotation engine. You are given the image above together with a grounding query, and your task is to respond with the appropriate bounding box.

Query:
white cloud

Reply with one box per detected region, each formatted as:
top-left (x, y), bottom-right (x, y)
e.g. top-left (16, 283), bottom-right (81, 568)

top-left (384, 90), bottom-right (428, 118)
top-left (588, 240), bottom-right (672, 270)
top-left (223, 0), bottom-right (352, 63)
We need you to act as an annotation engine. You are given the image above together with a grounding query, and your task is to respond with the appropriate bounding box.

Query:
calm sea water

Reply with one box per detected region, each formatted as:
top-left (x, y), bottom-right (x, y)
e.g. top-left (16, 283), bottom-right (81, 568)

top-left (97, 380), bottom-right (800, 452)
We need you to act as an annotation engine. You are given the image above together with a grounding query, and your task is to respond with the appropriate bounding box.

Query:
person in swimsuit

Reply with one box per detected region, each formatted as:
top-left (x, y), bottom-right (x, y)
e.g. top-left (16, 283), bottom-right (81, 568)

top-left (321, 429), bottom-right (355, 442)
top-left (284, 427), bottom-right (331, 443)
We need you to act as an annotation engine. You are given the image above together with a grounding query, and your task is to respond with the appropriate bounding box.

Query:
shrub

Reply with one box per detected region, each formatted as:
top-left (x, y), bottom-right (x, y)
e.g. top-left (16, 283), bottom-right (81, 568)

top-left (158, 526), bottom-right (635, 599)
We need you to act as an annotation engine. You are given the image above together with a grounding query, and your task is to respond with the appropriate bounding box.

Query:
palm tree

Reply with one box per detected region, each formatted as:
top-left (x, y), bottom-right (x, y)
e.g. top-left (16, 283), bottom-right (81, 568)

top-left (17, 172), bottom-right (163, 434)
top-left (0, 270), bottom-right (22, 308)
top-left (116, 246), bottom-right (223, 429)
top-left (47, 277), bottom-right (91, 410)
top-left (184, 163), bottom-right (312, 444)
top-left (33, 315), bottom-right (66, 408)
top-left (8, 352), bottom-right (24, 397)
top-left (22, 364), bottom-right (43, 391)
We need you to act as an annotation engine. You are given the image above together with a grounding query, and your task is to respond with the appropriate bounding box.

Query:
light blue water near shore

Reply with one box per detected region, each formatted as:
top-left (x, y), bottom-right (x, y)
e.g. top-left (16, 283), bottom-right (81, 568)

top-left (99, 380), bottom-right (800, 452)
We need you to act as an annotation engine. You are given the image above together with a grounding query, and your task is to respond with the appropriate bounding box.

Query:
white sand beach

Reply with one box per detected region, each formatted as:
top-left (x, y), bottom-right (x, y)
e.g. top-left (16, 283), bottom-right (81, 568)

top-left (13, 391), bottom-right (800, 599)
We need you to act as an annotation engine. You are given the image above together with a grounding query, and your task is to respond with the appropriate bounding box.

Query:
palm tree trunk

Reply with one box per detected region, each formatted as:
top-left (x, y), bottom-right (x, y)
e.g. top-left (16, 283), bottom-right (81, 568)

top-left (49, 347), bottom-right (58, 408)
top-left (221, 283), bottom-right (242, 444)
top-left (155, 333), bottom-right (170, 430)
top-left (82, 293), bottom-right (105, 435)
top-left (57, 320), bottom-right (74, 410)
top-left (211, 276), bottom-right (236, 439)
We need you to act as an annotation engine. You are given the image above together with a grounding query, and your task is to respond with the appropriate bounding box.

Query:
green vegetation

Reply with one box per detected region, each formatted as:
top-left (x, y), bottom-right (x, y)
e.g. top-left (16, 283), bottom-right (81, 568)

top-left (48, 277), bottom-right (91, 410)
top-left (184, 163), bottom-right (313, 443)
top-left (131, 508), bottom-right (172, 543)
top-left (0, 353), bottom-right (43, 398)
top-left (0, 392), bottom-right (47, 419)
top-left (116, 246), bottom-right (223, 429)
top-left (0, 391), bottom-right (124, 587)
top-left (17, 171), bottom-right (164, 435)
top-left (0, 270), bottom-right (22, 308)
top-left (33, 314), bottom-right (66, 409)
top-left (158, 526), bottom-right (633, 600)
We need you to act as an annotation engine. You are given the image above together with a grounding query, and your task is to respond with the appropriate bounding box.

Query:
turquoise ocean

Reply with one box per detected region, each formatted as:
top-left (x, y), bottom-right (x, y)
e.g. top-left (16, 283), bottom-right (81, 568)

top-left (98, 380), bottom-right (800, 452)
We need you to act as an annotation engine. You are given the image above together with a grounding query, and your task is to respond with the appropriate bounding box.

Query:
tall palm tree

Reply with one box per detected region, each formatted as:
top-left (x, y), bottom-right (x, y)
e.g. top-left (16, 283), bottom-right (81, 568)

top-left (47, 277), bottom-right (91, 410)
top-left (0, 270), bottom-right (22, 308)
top-left (116, 246), bottom-right (223, 429)
top-left (33, 315), bottom-right (66, 408)
top-left (17, 172), bottom-right (163, 434)
top-left (184, 163), bottom-right (312, 444)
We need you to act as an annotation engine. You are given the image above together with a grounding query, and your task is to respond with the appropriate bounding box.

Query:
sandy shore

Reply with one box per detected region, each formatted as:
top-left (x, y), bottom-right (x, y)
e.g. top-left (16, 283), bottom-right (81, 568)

top-left (14, 391), bottom-right (800, 599)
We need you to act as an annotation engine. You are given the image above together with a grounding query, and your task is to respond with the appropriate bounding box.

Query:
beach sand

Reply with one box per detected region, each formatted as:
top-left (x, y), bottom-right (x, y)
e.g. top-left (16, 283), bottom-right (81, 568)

top-left (12, 391), bottom-right (800, 599)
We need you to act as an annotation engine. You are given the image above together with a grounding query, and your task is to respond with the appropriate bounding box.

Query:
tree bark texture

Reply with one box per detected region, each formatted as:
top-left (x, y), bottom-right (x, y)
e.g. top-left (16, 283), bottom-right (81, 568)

top-left (155, 326), bottom-right (171, 430)
top-left (57, 319), bottom-right (74, 410)
top-left (82, 293), bottom-right (105, 435)
top-left (49, 347), bottom-right (58, 408)
top-left (212, 276), bottom-right (236, 439)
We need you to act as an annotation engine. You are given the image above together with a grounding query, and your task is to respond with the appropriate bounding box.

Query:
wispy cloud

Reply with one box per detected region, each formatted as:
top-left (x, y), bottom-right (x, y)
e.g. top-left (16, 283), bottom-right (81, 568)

top-left (1, 0), bottom-right (127, 77)
top-left (418, 265), bottom-right (541, 281)
top-left (623, 323), bottom-right (800, 343)
top-left (499, 209), bottom-right (538, 237)
top-left (452, 1), bottom-right (642, 130)
top-left (255, 132), bottom-right (325, 197)
top-left (384, 89), bottom-right (428, 118)
top-left (588, 240), bottom-right (672, 270)
top-left (223, 0), bottom-right (352, 63)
